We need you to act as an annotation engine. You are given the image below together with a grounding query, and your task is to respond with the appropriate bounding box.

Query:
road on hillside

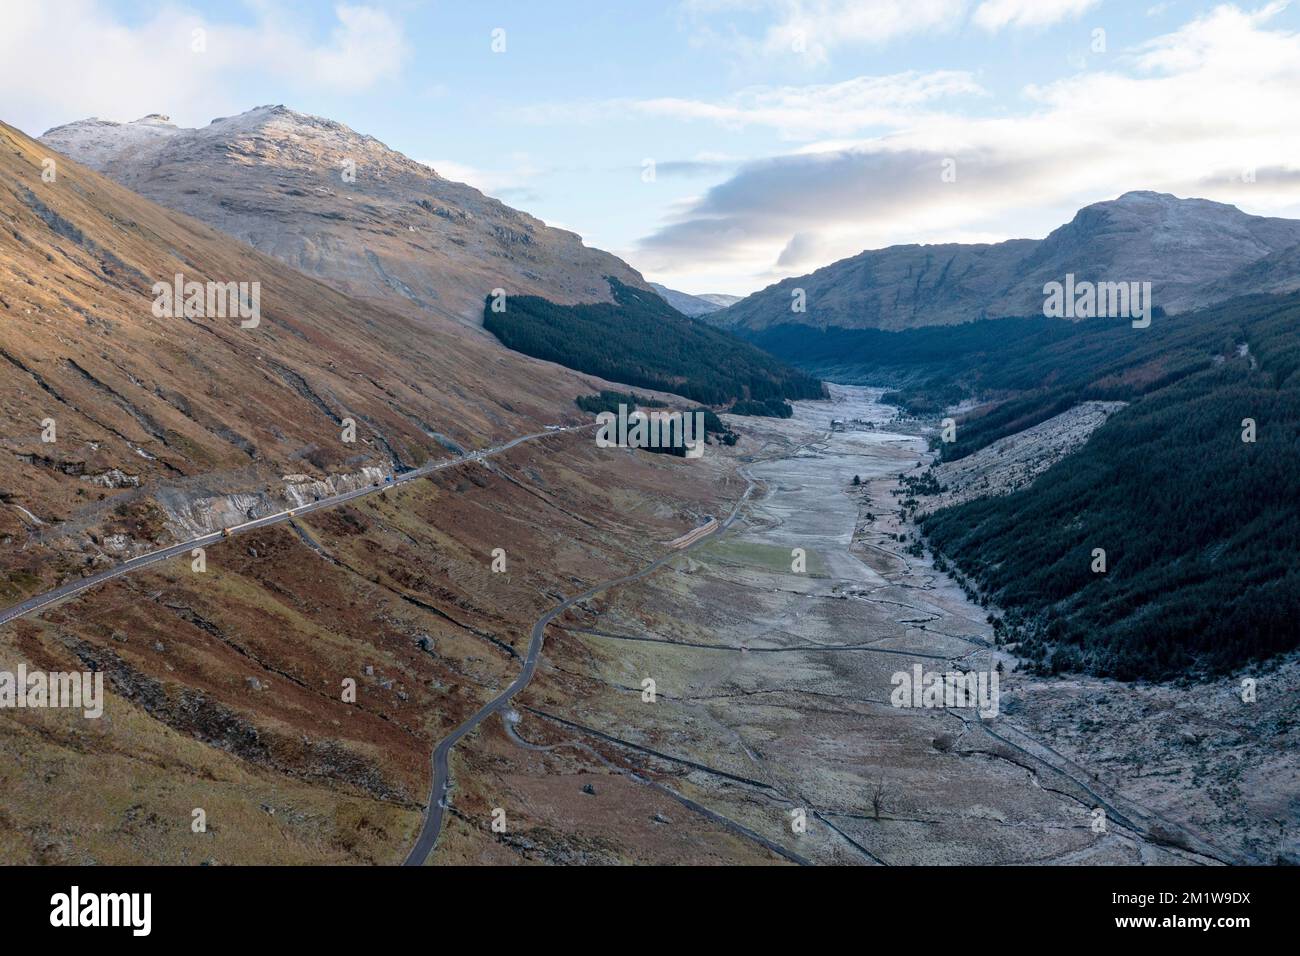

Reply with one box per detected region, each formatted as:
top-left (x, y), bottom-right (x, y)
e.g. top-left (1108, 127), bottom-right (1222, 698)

top-left (2, 422), bottom-right (782, 867)
top-left (0, 427), bottom-right (584, 629)
top-left (402, 463), bottom-right (765, 866)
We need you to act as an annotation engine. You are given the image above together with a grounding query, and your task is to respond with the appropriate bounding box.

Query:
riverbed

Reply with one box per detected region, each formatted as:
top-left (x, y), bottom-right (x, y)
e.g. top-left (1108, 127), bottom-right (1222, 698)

top-left (442, 384), bottom-right (1277, 864)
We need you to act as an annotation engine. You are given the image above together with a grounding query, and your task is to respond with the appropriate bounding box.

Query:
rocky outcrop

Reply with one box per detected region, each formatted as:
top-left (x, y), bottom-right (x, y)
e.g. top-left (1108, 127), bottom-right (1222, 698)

top-left (80, 468), bottom-right (140, 489)
top-left (156, 466), bottom-right (389, 538)
top-left (280, 467), bottom-right (387, 508)
top-left (918, 401), bottom-right (1127, 514)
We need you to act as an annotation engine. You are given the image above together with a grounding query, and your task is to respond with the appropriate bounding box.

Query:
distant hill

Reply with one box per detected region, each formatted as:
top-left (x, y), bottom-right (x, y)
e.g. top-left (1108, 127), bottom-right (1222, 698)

top-left (649, 282), bottom-right (741, 316)
top-left (711, 191), bottom-right (1300, 335)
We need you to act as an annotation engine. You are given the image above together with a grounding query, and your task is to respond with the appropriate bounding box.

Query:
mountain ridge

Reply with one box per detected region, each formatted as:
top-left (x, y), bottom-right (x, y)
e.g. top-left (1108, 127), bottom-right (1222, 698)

top-left (0, 116), bottom-right (622, 554)
top-left (40, 106), bottom-right (652, 324)
top-left (711, 190), bottom-right (1300, 333)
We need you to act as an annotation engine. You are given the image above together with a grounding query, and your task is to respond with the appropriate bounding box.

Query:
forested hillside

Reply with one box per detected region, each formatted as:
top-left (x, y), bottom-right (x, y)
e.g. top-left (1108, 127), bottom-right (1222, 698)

top-left (485, 278), bottom-right (825, 407)
top-left (747, 305), bottom-right (1248, 462)
top-left (915, 294), bottom-right (1300, 679)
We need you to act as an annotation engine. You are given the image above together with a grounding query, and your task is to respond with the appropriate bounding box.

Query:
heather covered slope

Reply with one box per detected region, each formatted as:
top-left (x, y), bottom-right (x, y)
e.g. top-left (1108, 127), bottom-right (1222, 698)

top-left (39, 107), bottom-right (652, 324)
top-left (1, 118), bottom-right (609, 526)
top-left (0, 408), bottom-right (750, 864)
top-left (2, 116), bottom-right (788, 865)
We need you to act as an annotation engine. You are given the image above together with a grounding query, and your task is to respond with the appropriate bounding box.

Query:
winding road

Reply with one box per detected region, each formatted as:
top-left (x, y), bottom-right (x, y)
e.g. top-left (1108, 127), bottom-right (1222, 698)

top-left (3, 420), bottom-right (771, 866)
top-left (0, 426), bottom-right (585, 630)
top-left (401, 463), bottom-right (764, 865)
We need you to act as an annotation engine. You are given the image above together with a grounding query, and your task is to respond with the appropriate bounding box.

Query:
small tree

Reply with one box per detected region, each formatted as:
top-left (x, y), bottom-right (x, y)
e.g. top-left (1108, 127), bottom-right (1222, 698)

top-left (871, 779), bottom-right (887, 820)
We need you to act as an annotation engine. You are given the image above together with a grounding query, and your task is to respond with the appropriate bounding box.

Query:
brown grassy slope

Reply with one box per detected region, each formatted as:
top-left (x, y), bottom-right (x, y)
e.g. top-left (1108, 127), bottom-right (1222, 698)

top-left (0, 117), bottom-right (760, 865)
top-left (0, 119), bottom-right (615, 589)
top-left (0, 118), bottom-right (604, 497)
top-left (0, 412), bottom-right (736, 863)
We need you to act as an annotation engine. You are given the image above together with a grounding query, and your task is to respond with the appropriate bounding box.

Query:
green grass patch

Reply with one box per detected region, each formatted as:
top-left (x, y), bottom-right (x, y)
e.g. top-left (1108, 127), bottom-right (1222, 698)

top-left (697, 539), bottom-right (827, 577)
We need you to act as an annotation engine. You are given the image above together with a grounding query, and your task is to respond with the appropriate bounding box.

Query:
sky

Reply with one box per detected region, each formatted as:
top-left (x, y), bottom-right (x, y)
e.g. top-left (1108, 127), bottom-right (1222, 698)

top-left (3, 0), bottom-right (1300, 296)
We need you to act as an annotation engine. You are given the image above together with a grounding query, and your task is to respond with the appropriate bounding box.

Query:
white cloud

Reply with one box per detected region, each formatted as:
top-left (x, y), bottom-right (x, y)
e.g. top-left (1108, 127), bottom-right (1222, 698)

top-left (422, 154), bottom-right (543, 202)
top-left (680, 0), bottom-right (967, 64)
top-left (680, 0), bottom-right (1109, 62)
top-left (296, 4), bottom-right (409, 89)
top-left (972, 0), bottom-right (1100, 32)
top-left (637, 4), bottom-right (1300, 290)
top-left (0, 1), bottom-right (408, 136)
top-left (635, 71), bottom-right (985, 139)
top-left (511, 70), bottom-right (984, 142)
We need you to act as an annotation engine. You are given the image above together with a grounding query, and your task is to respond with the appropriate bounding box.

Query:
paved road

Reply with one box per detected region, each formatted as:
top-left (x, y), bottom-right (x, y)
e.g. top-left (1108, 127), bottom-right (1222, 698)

top-left (0, 427), bottom-right (584, 630)
top-left (402, 464), bottom-right (761, 865)
top-left (2, 423), bottom-right (771, 866)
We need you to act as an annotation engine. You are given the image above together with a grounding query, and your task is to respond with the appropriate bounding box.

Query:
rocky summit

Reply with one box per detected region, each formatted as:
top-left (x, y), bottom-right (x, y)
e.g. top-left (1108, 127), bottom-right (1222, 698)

top-left (41, 106), bottom-right (651, 324)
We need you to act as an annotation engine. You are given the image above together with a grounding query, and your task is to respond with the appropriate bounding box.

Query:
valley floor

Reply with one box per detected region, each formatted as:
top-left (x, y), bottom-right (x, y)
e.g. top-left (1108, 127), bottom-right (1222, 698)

top-left (3, 387), bottom-right (1291, 865)
top-left (433, 385), bottom-right (1295, 865)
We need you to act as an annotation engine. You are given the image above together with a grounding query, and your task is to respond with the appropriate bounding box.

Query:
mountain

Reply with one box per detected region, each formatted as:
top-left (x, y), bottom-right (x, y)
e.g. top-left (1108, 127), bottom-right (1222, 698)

top-left (711, 191), bottom-right (1300, 333)
top-left (35, 106), bottom-right (818, 414)
top-left (1196, 240), bottom-right (1300, 302)
top-left (695, 292), bottom-right (743, 310)
top-left (3, 117), bottom-right (758, 864)
top-left (39, 107), bottom-right (652, 324)
top-left (649, 282), bottom-right (741, 316)
top-left (0, 117), bottom-right (614, 557)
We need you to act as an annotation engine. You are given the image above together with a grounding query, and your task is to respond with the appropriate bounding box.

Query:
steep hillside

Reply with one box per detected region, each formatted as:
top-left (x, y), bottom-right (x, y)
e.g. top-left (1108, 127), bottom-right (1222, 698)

top-left (713, 192), bottom-right (1300, 334)
top-left (0, 117), bottom-right (626, 584)
top-left (905, 293), bottom-right (1300, 679)
top-left (1197, 241), bottom-right (1300, 302)
top-left (1, 116), bottom-right (765, 865)
top-left (40, 108), bottom-right (651, 324)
